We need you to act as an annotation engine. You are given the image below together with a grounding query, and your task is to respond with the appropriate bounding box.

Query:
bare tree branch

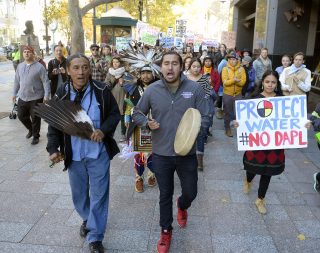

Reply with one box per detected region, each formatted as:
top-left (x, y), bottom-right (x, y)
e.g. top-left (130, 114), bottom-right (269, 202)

top-left (81, 0), bottom-right (122, 17)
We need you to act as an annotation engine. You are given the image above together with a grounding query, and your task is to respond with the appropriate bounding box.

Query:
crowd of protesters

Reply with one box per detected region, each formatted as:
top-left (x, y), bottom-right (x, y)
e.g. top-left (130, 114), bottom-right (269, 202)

top-left (11, 39), bottom-right (318, 253)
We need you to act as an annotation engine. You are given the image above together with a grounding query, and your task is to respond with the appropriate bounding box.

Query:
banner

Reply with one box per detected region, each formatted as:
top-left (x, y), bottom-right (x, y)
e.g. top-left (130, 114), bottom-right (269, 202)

top-left (160, 37), bottom-right (174, 48)
top-left (235, 95), bottom-right (308, 151)
top-left (221, 31), bottom-right (236, 49)
top-left (202, 39), bottom-right (219, 48)
top-left (115, 37), bottom-right (131, 51)
top-left (136, 21), bottom-right (160, 46)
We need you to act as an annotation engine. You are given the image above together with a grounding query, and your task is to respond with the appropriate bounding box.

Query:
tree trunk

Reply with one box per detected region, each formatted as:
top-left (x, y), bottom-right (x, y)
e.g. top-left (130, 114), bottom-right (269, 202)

top-left (68, 0), bottom-right (121, 54)
top-left (68, 0), bottom-right (84, 54)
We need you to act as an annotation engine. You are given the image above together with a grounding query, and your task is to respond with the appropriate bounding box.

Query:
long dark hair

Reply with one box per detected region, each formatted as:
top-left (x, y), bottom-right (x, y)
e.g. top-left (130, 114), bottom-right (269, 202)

top-left (188, 57), bottom-right (202, 71)
top-left (250, 70), bottom-right (283, 98)
top-left (182, 56), bottom-right (192, 71)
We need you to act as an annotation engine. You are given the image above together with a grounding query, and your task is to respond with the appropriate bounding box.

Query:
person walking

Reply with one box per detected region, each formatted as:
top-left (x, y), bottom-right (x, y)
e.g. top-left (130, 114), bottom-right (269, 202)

top-left (234, 70), bottom-right (311, 214)
top-left (48, 45), bottom-right (67, 95)
top-left (123, 66), bottom-right (157, 193)
top-left (47, 53), bottom-right (120, 253)
top-left (221, 52), bottom-right (246, 137)
top-left (252, 48), bottom-right (272, 85)
top-left (12, 45), bottom-right (50, 145)
top-left (280, 52), bottom-right (311, 96)
top-left (89, 44), bottom-right (108, 82)
top-left (132, 51), bottom-right (210, 253)
top-left (187, 58), bottom-right (213, 171)
top-left (241, 55), bottom-right (256, 98)
top-left (105, 56), bottom-right (126, 142)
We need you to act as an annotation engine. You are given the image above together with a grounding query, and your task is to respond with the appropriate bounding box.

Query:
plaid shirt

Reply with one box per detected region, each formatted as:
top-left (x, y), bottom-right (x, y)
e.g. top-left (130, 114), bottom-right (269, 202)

top-left (89, 56), bottom-right (107, 82)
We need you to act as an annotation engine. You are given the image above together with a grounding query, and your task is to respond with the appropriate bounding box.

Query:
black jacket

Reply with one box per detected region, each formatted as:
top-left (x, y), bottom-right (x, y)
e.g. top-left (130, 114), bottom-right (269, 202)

top-left (46, 80), bottom-right (121, 169)
top-left (48, 57), bottom-right (68, 95)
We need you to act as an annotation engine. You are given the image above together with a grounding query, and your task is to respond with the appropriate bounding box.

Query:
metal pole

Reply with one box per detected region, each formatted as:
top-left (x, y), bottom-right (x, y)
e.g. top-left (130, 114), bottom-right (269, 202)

top-left (93, 6), bottom-right (96, 44)
top-left (139, 0), bottom-right (143, 21)
top-left (44, 0), bottom-right (49, 55)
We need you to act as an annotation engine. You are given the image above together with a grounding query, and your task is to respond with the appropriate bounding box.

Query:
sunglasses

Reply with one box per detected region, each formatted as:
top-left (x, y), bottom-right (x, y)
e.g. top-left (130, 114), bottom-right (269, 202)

top-left (91, 48), bottom-right (99, 51)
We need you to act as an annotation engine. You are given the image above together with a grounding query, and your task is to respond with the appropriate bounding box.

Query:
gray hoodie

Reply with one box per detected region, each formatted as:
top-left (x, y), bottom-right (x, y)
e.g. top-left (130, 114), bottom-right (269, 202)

top-left (13, 61), bottom-right (50, 101)
top-left (132, 74), bottom-right (210, 156)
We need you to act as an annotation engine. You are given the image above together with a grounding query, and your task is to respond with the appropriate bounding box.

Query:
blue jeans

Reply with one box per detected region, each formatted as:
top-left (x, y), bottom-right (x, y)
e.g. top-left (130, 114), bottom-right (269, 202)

top-left (68, 151), bottom-right (110, 243)
top-left (152, 153), bottom-right (198, 230)
top-left (197, 127), bottom-right (208, 154)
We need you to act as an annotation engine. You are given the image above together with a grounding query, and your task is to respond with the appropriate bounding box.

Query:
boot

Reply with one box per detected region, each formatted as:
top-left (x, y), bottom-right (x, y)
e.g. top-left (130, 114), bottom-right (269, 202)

top-left (255, 198), bottom-right (267, 214)
top-left (225, 128), bottom-right (233, 137)
top-left (215, 108), bottom-right (223, 119)
top-left (197, 154), bottom-right (203, 171)
top-left (243, 180), bottom-right (252, 194)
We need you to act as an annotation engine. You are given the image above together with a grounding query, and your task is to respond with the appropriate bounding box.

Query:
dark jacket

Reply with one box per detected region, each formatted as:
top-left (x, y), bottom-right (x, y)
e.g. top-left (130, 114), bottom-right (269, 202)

top-left (48, 57), bottom-right (68, 95)
top-left (46, 80), bottom-right (121, 169)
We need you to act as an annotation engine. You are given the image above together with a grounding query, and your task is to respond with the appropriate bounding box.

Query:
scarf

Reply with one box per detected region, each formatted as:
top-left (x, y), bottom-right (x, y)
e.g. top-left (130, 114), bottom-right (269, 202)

top-left (108, 67), bottom-right (125, 79)
top-left (259, 56), bottom-right (270, 67)
top-left (288, 64), bottom-right (306, 75)
top-left (203, 66), bottom-right (212, 75)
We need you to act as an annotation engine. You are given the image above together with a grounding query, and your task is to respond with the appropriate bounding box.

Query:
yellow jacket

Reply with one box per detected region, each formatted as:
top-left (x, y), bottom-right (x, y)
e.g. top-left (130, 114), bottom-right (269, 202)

top-left (222, 61), bottom-right (246, 96)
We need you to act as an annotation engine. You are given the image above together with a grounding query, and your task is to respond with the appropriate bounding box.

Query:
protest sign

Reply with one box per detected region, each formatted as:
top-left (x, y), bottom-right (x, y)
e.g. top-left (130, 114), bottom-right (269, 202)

top-left (137, 21), bottom-right (159, 46)
top-left (160, 37), bottom-right (174, 48)
top-left (115, 37), bottom-right (131, 51)
top-left (221, 31), bottom-right (236, 49)
top-left (193, 34), bottom-right (203, 53)
top-left (202, 39), bottom-right (219, 48)
top-left (174, 37), bottom-right (183, 50)
top-left (235, 95), bottom-right (308, 151)
top-left (140, 31), bottom-right (158, 46)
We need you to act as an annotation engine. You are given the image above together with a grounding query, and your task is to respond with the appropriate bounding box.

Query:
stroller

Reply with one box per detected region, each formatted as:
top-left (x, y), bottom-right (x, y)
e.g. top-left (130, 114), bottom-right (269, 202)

top-left (9, 97), bottom-right (18, 119)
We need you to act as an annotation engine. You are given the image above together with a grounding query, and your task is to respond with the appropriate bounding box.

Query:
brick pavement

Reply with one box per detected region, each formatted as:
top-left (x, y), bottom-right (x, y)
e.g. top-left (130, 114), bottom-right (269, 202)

top-left (0, 76), bottom-right (320, 252)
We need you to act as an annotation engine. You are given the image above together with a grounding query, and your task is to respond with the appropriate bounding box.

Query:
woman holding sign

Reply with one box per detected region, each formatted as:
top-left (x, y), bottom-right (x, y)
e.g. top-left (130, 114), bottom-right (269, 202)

top-left (235, 70), bottom-right (283, 214)
top-left (234, 70), bottom-right (311, 214)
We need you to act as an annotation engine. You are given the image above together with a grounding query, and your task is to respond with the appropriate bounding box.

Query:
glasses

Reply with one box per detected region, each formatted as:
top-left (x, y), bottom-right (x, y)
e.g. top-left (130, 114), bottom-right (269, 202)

top-left (91, 48), bottom-right (99, 51)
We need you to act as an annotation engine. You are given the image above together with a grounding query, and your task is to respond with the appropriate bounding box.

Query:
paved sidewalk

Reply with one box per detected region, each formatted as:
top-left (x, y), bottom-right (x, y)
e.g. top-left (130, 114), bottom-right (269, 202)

top-left (0, 80), bottom-right (320, 252)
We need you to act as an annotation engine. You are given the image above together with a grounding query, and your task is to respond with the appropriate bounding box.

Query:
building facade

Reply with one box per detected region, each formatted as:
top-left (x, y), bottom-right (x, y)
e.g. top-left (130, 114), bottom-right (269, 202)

top-left (0, 0), bottom-right (19, 46)
top-left (230, 0), bottom-right (320, 70)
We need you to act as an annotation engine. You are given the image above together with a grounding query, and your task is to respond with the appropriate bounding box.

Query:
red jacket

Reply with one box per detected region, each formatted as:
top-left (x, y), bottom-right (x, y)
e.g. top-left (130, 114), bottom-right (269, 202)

top-left (201, 68), bottom-right (221, 93)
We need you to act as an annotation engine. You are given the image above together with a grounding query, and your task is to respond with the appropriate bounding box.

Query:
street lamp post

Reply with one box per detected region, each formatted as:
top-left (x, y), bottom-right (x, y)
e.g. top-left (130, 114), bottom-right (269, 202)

top-left (93, 6), bottom-right (96, 44)
top-left (44, 0), bottom-right (49, 55)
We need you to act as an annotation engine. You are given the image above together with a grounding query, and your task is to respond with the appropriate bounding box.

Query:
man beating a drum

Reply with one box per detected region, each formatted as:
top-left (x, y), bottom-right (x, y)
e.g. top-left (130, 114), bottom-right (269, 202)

top-left (132, 51), bottom-right (210, 253)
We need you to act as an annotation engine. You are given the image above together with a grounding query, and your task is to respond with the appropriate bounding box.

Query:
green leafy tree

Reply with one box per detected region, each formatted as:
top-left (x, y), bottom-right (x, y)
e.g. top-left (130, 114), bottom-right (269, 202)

top-left (105, 0), bottom-right (190, 32)
top-left (44, 0), bottom-right (71, 43)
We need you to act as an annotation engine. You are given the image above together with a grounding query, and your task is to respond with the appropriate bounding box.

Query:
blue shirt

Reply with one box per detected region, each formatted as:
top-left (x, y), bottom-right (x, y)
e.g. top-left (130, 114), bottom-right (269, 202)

top-left (275, 66), bottom-right (284, 75)
top-left (70, 84), bottom-right (105, 161)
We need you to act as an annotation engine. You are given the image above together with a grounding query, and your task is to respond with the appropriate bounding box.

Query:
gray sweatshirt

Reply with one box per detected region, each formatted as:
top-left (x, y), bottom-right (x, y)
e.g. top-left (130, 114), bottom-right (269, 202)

top-left (13, 61), bottom-right (50, 101)
top-left (132, 74), bottom-right (210, 156)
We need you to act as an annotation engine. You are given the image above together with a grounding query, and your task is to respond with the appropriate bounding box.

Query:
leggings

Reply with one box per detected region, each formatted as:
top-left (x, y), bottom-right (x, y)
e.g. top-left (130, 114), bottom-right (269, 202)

top-left (246, 172), bottom-right (271, 199)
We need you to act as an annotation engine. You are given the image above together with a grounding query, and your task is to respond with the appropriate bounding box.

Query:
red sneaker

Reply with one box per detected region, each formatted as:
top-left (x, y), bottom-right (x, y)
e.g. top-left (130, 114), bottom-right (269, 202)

top-left (157, 229), bottom-right (172, 253)
top-left (176, 198), bottom-right (188, 228)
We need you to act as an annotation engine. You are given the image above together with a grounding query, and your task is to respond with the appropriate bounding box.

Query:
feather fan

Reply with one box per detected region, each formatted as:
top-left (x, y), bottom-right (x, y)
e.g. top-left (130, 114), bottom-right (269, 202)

top-left (34, 100), bottom-right (94, 139)
top-left (119, 41), bottom-right (163, 77)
